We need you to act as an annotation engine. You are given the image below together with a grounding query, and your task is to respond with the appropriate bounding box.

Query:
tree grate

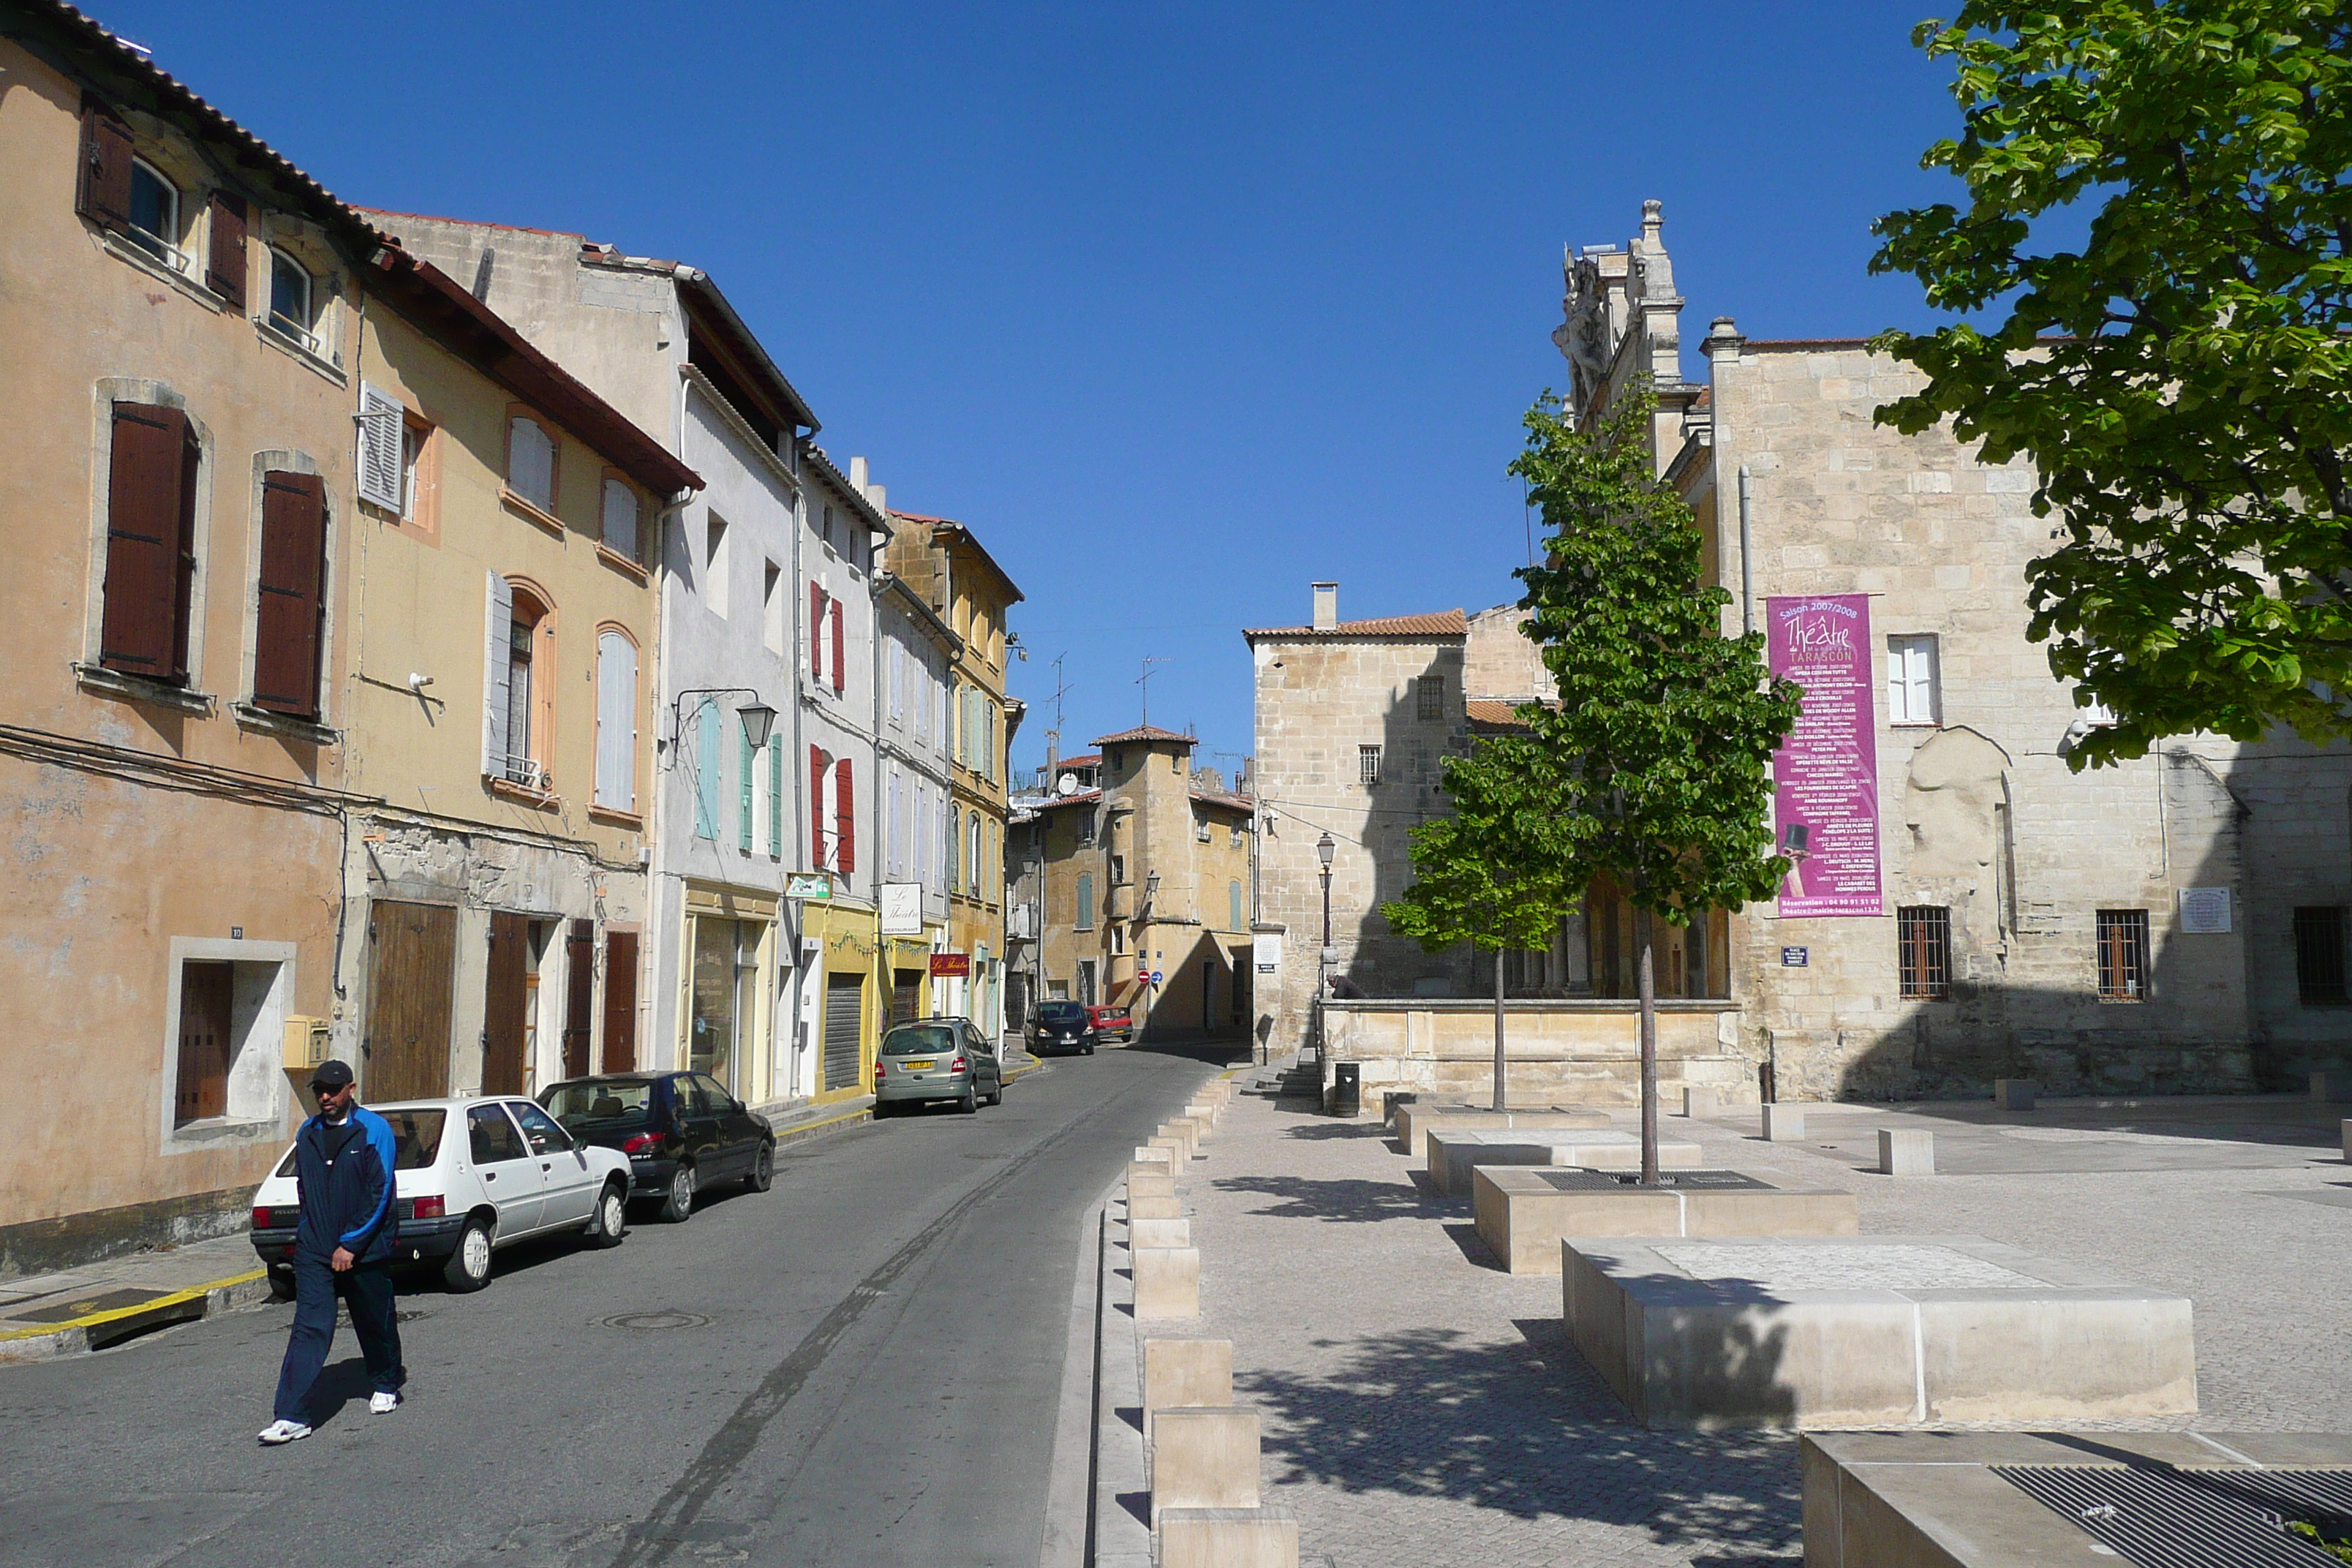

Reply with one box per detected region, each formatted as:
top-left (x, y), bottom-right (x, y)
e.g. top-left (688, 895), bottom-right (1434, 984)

top-left (1534, 1168), bottom-right (1776, 1191)
top-left (1997, 1463), bottom-right (2352, 1567)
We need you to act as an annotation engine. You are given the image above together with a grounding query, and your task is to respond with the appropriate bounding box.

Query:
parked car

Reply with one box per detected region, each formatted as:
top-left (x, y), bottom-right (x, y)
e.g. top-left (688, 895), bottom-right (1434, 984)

top-left (1086, 1003), bottom-right (1134, 1044)
top-left (249, 1097), bottom-right (630, 1295)
top-left (875, 1019), bottom-right (1003, 1112)
top-left (539, 1071), bottom-right (774, 1224)
top-left (1027, 1000), bottom-right (1097, 1055)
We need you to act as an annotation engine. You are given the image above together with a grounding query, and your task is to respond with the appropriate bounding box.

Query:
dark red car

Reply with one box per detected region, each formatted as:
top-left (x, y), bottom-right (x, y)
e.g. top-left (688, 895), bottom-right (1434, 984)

top-left (1086, 1003), bottom-right (1134, 1043)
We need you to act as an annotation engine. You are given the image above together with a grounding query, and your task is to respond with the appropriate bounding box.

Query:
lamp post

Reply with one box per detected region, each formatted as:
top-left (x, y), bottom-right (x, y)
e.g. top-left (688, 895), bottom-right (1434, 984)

top-left (1313, 831), bottom-right (1335, 1064)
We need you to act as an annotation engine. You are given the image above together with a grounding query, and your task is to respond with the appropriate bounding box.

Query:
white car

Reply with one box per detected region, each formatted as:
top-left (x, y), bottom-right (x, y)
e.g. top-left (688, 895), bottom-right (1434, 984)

top-left (249, 1096), bottom-right (632, 1293)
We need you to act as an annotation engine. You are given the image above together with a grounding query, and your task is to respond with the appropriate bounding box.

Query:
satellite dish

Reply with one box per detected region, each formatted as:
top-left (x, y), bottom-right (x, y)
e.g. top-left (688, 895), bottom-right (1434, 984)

top-left (1057, 773), bottom-right (1079, 796)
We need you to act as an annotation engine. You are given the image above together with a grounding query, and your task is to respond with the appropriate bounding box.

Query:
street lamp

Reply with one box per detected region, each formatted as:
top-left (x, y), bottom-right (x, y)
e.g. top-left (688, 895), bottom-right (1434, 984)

top-left (1313, 831), bottom-right (1335, 1063)
top-left (669, 689), bottom-right (777, 760)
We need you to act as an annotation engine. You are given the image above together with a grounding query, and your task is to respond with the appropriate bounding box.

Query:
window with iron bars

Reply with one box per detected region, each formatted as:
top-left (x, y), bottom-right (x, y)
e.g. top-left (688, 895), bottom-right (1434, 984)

top-left (1359, 745), bottom-right (1382, 785)
top-left (2095, 910), bottom-right (2149, 1001)
top-left (2294, 906), bottom-right (2348, 1004)
top-left (1896, 906), bottom-right (1950, 1000)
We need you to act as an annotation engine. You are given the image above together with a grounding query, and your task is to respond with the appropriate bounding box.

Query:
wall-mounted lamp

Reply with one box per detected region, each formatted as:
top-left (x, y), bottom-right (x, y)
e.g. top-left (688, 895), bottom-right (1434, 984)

top-left (669, 687), bottom-right (777, 764)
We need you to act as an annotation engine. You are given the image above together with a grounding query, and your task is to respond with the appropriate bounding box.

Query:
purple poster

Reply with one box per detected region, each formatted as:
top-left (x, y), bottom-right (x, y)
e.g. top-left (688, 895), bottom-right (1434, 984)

top-left (1767, 595), bottom-right (1882, 918)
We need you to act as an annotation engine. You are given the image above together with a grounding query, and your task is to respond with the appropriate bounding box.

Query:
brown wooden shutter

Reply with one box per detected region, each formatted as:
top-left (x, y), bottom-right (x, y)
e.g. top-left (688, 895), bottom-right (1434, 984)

top-left (600, 930), bottom-right (638, 1071)
top-left (253, 470), bottom-right (326, 716)
top-left (810, 746), bottom-right (829, 866)
top-left (77, 100), bottom-right (134, 235)
top-left (562, 919), bottom-right (595, 1078)
top-left (835, 756), bottom-right (856, 874)
top-left (100, 402), bottom-right (194, 680)
top-left (830, 600), bottom-right (846, 693)
top-left (205, 192), bottom-right (247, 309)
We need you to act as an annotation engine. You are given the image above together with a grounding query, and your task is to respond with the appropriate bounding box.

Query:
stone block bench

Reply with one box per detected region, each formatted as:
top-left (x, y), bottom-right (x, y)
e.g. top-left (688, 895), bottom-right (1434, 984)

top-left (1473, 1166), bottom-right (1858, 1275)
top-left (1426, 1128), bottom-right (1701, 1198)
top-left (1561, 1234), bottom-right (2196, 1428)
top-left (1393, 1103), bottom-right (1610, 1158)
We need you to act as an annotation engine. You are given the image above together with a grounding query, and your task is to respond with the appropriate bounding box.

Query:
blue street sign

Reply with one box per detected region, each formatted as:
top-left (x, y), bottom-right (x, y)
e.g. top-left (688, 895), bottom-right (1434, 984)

top-left (1150, 970), bottom-right (1163, 985)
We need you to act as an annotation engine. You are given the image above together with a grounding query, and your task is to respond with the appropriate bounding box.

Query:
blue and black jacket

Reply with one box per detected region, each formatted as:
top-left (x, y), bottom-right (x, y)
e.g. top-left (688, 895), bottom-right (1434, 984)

top-left (291, 1106), bottom-right (399, 1264)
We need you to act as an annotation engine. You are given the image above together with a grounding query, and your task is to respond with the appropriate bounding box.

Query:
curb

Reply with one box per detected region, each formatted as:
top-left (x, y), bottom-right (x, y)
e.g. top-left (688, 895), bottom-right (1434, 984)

top-left (0, 1266), bottom-right (271, 1363)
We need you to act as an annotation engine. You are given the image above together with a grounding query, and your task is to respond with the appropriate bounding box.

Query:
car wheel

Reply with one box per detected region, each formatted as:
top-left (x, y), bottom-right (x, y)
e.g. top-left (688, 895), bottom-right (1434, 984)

top-left (959, 1083), bottom-right (978, 1115)
top-left (987, 1080), bottom-right (1003, 1107)
top-left (442, 1217), bottom-right (493, 1293)
top-left (744, 1142), bottom-right (774, 1192)
top-left (1085, 1045), bottom-right (1096, 1056)
top-left (660, 1163), bottom-right (697, 1223)
top-left (586, 1181), bottom-right (627, 1248)
top-left (268, 1267), bottom-right (296, 1303)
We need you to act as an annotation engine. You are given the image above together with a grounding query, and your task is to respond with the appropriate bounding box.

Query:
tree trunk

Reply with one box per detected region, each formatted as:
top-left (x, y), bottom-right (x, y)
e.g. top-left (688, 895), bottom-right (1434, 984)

top-left (1493, 946), bottom-right (1507, 1113)
top-left (1638, 913), bottom-right (1659, 1186)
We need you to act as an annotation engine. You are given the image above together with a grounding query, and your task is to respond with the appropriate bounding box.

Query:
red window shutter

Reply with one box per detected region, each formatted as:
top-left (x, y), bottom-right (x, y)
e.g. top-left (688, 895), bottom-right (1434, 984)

top-left (835, 757), bottom-right (856, 874)
top-left (99, 402), bottom-right (194, 680)
top-left (830, 600), bottom-right (846, 693)
top-left (206, 192), bottom-right (247, 309)
top-left (810, 746), bottom-right (829, 866)
top-left (809, 584), bottom-right (825, 680)
top-left (77, 101), bottom-right (133, 235)
top-left (253, 470), bottom-right (327, 716)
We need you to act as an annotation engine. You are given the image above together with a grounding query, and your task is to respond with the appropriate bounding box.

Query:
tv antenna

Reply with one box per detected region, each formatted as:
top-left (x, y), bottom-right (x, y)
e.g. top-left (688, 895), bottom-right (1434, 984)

top-left (1137, 655), bottom-right (1168, 728)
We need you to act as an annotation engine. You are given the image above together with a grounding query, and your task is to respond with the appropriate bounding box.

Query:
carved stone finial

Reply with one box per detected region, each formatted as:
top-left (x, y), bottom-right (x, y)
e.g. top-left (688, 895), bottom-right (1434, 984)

top-left (1641, 197), bottom-right (1664, 236)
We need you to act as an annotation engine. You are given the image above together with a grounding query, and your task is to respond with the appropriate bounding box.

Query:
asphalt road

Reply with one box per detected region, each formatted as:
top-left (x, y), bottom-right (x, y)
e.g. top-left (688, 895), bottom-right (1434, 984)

top-left (0, 1042), bottom-right (1232, 1568)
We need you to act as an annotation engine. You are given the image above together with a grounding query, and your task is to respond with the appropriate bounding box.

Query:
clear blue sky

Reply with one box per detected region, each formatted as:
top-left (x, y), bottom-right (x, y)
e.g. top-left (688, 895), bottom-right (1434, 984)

top-left (95, 1), bottom-right (1967, 780)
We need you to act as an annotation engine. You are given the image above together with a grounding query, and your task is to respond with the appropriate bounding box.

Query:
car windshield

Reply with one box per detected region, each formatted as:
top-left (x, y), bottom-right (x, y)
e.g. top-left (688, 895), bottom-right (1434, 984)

top-left (271, 1107), bottom-right (444, 1177)
top-left (542, 1080), bottom-right (653, 1126)
top-left (883, 1025), bottom-right (958, 1056)
top-left (1037, 1003), bottom-right (1087, 1022)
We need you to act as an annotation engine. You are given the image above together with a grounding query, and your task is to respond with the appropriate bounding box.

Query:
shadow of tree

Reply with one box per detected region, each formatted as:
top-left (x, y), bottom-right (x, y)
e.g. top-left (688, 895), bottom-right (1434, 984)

top-left (1284, 1122), bottom-right (1391, 1142)
top-left (1236, 1319), bottom-right (1801, 1561)
top-left (1209, 1174), bottom-right (1448, 1224)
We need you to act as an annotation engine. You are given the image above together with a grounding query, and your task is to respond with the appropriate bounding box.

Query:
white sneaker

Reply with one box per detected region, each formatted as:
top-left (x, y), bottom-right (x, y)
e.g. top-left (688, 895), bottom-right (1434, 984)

top-left (257, 1419), bottom-right (312, 1445)
top-left (369, 1391), bottom-right (402, 1414)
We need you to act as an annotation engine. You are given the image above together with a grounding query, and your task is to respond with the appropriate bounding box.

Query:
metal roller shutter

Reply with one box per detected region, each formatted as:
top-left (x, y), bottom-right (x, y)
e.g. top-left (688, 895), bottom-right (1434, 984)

top-left (823, 973), bottom-right (864, 1092)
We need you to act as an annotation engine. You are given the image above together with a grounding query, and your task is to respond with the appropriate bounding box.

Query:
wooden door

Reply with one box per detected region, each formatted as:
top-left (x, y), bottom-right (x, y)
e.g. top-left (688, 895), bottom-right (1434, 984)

top-left (483, 911), bottom-right (530, 1095)
top-left (364, 900), bottom-right (456, 1102)
top-left (601, 930), bottom-right (638, 1071)
top-left (174, 960), bottom-right (233, 1125)
top-left (562, 919), bottom-right (595, 1079)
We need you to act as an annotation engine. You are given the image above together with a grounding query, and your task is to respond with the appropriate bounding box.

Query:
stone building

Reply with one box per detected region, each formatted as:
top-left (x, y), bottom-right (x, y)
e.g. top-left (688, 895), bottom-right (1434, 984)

top-left (1011, 728), bottom-right (1255, 1039)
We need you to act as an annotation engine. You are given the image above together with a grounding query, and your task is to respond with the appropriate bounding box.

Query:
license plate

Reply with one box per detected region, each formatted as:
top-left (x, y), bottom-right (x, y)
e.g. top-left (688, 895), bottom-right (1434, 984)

top-left (903, 1060), bottom-right (935, 1070)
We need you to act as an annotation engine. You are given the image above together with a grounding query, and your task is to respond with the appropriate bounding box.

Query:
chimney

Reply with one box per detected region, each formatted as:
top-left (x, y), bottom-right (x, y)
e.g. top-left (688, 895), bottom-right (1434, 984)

top-left (849, 456), bottom-right (869, 494)
top-left (869, 483), bottom-right (886, 515)
top-left (1311, 581), bottom-right (1338, 631)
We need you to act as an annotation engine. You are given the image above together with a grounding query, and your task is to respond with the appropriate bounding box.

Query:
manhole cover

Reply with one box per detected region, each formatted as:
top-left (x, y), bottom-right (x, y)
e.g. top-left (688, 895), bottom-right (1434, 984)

top-left (600, 1311), bottom-right (711, 1331)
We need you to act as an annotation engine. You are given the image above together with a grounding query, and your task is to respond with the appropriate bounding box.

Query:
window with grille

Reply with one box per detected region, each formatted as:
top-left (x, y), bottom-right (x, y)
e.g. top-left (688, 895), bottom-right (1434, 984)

top-left (1896, 906), bottom-right (1950, 1000)
top-left (2294, 907), bottom-right (2348, 1003)
top-left (1417, 676), bottom-right (1444, 721)
top-left (1359, 745), bottom-right (1382, 785)
top-left (2095, 909), bottom-right (2149, 1001)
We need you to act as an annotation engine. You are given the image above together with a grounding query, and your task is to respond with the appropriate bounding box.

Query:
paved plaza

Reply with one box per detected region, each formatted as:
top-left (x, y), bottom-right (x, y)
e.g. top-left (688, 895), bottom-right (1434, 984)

top-left (1183, 1077), bottom-right (2352, 1567)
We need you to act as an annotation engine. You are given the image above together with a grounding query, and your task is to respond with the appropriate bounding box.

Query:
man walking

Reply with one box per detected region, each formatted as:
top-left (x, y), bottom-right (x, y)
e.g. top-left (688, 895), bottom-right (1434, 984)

top-left (259, 1060), bottom-right (406, 1444)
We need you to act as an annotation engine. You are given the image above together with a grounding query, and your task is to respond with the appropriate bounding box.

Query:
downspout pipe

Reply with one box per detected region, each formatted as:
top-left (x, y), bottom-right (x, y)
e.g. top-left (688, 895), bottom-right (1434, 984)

top-left (1738, 464), bottom-right (1754, 640)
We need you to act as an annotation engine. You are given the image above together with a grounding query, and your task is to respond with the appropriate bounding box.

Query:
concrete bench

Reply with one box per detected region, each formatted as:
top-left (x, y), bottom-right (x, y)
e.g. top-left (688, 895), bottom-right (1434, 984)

top-left (1760, 1104), bottom-right (1806, 1142)
top-left (1157, 1507), bottom-right (1297, 1568)
top-left (1877, 1128), bottom-right (1934, 1175)
top-left (1134, 1246), bottom-right (1200, 1319)
top-left (1426, 1128), bottom-right (1702, 1198)
top-left (1150, 1405), bottom-right (1259, 1520)
top-left (1562, 1234), bottom-right (2196, 1428)
top-left (1472, 1166), bottom-right (1858, 1275)
top-left (1392, 1103), bottom-right (1611, 1158)
top-left (1142, 1337), bottom-right (1231, 1440)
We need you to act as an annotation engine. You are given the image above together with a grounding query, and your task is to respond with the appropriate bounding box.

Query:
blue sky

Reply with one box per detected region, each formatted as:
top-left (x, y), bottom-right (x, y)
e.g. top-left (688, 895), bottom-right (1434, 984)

top-left (96, 1), bottom-right (1968, 780)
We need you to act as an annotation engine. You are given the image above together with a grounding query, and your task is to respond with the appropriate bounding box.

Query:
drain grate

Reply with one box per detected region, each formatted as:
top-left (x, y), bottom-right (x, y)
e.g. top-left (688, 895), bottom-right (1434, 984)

top-left (1997, 1464), bottom-right (2350, 1567)
top-left (599, 1311), bottom-right (711, 1332)
top-left (1536, 1168), bottom-right (1776, 1192)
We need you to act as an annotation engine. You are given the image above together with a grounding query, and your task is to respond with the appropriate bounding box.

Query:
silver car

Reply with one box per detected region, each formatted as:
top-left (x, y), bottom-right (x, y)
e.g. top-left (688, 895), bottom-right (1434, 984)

top-left (873, 1019), bottom-right (1003, 1115)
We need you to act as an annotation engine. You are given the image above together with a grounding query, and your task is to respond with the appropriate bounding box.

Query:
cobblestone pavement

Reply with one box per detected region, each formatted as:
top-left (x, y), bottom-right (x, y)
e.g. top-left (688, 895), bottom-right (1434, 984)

top-left (1183, 1085), bottom-right (2352, 1568)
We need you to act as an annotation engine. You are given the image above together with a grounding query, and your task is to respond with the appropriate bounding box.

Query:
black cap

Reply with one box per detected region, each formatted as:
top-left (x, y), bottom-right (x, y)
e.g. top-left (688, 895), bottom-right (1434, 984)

top-left (309, 1059), bottom-right (354, 1091)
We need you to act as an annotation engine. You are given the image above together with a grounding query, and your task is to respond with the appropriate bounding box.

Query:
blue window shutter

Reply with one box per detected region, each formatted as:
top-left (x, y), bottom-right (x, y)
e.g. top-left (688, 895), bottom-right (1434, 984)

top-left (739, 728), bottom-right (755, 848)
top-left (694, 698), bottom-right (719, 839)
top-left (1230, 880), bottom-right (1243, 932)
top-left (768, 734), bottom-right (784, 858)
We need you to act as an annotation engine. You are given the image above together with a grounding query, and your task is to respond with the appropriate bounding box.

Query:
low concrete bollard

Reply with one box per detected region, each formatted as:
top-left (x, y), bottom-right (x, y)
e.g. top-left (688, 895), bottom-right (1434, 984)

top-left (1682, 1085), bottom-right (1723, 1119)
top-left (1129, 1169), bottom-right (1177, 1199)
top-left (1994, 1079), bottom-right (2038, 1112)
top-left (1150, 1406), bottom-right (1259, 1520)
top-left (1131, 1216), bottom-right (1191, 1250)
top-left (1143, 1337), bottom-right (1232, 1439)
top-left (1157, 1507), bottom-right (1298, 1568)
top-left (1134, 1246), bottom-right (1201, 1319)
top-left (1761, 1104), bottom-right (1805, 1142)
top-left (1158, 1123), bottom-right (1199, 1157)
top-left (1134, 1145), bottom-right (1172, 1168)
top-left (1877, 1128), bottom-right (1935, 1176)
top-left (1129, 1192), bottom-right (1183, 1220)
top-left (2314, 1071), bottom-right (2352, 1104)
top-left (1150, 1136), bottom-right (1189, 1165)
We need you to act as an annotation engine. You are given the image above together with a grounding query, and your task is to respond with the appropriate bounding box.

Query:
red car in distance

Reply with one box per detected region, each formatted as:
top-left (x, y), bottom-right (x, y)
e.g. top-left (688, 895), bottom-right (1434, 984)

top-left (1086, 1003), bottom-right (1134, 1044)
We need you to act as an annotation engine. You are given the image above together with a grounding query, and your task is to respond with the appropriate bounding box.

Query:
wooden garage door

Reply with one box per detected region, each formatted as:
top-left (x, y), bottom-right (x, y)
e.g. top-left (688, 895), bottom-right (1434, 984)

top-left (365, 900), bottom-right (456, 1102)
top-left (481, 911), bottom-right (529, 1096)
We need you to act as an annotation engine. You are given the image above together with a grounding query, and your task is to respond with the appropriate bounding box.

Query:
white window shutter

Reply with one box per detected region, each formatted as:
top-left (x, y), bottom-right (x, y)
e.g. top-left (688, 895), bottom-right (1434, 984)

top-left (483, 571), bottom-right (513, 777)
top-left (357, 383), bottom-right (404, 511)
top-left (595, 630), bottom-right (636, 811)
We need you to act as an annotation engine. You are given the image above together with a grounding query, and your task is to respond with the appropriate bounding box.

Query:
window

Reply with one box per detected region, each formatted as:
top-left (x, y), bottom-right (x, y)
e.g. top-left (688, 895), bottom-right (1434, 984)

top-left (1172, 749), bottom-right (1183, 775)
top-left (1229, 880), bottom-right (1243, 932)
top-left (466, 1103), bottom-right (527, 1164)
top-left (1077, 809), bottom-right (1096, 846)
top-left (2295, 907), bottom-right (2347, 1004)
top-left (127, 158), bottom-right (181, 266)
top-left (1110, 923), bottom-right (1126, 956)
top-left (807, 746), bottom-right (833, 865)
top-left (1896, 905), bottom-right (1950, 1000)
top-left (601, 478), bottom-right (641, 564)
top-left (1110, 854), bottom-right (1126, 886)
top-left (704, 513), bottom-right (729, 615)
top-left (767, 735), bottom-right (784, 859)
top-left (265, 248), bottom-right (318, 353)
top-left (1230, 823), bottom-right (1244, 848)
top-left (945, 795), bottom-right (959, 889)
top-left (836, 758), bottom-right (857, 874)
top-left (968, 813), bottom-right (982, 897)
top-left (356, 382), bottom-right (407, 513)
top-left (504, 600), bottom-right (543, 785)
top-left (1888, 634), bottom-right (1940, 725)
top-left (739, 725), bottom-right (755, 851)
top-left (508, 415), bottom-right (556, 512)
top-left (887, 769), bottom-right (905, 878)
top-left (2095, 909), bottom-right (2150, 1001)
top-left (1196, 815), bottom-right (1211, 843)
top-left (510, 1101), bottom-right (573, 1156)
top-left (1359, 745), bottom-right (1382, 785)
top-left (173, 959), bottom-right (234, 1126)
top-left (696, 701), bottom-right (724, 840)
top-left (594, 631), bottom-right (638, 814)
top-left (205, 193), bottom-right (246, 309)
top-left (99, 402), bottom-right (200, 684)
top-left (1417, 675), bottom-right (1444, 721)
top-left (252, 470), bottom-right (328, 718)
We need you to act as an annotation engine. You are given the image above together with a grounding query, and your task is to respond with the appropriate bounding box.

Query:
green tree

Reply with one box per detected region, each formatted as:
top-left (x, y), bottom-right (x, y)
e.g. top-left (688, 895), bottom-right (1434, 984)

top-left (1871, 1), bottom-right (2352, 769)
top-left (1511, 384), bottom-right (1802, 1181)
top-left (1382, 734), bottom-right (1579, 1113)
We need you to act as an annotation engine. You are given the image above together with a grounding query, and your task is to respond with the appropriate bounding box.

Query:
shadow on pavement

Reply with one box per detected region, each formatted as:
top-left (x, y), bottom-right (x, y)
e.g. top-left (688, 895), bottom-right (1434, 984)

top-left (1284, 1122), bottom-right (1390, 1142)
top-left (1236, 1319), bottom-right (1800, 1559)
top-left (1209, 1174), bottom-right (1446, 1224)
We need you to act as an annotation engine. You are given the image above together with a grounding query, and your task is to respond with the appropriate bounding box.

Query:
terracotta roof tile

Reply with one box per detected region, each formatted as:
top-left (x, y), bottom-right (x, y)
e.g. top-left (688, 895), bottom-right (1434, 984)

top-left (1466, 700), bottom-right (1535, 730)
top-left (1091, 725), bottom-right (1194, 747)
top-left (1242, 609), bottom-right (1468, 641)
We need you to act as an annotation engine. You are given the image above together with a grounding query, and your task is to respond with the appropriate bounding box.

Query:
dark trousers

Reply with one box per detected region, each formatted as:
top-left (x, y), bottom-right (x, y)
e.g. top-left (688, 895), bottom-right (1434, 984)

top-left (272, 1254), bottom-right (404, 1422)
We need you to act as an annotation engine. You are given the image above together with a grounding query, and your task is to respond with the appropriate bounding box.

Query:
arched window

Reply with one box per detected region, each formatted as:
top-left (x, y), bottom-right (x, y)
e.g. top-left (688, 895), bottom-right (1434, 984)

top-left (483, 574), bottom-right (551, 790)
top-left (267, 247), bottom-right (317, 350)
top-left (127, 158), bottom-right (180, 264)
top-left (594, 629), bottom-right (638, 813)
top-left (967, 812), bottom-right (982, 897)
